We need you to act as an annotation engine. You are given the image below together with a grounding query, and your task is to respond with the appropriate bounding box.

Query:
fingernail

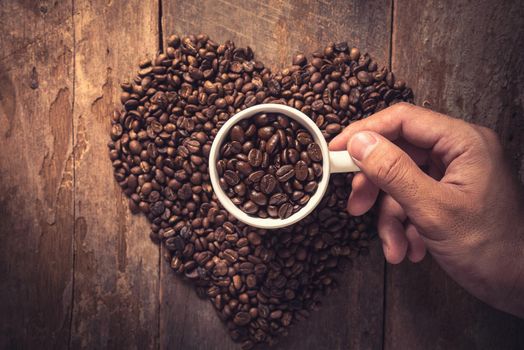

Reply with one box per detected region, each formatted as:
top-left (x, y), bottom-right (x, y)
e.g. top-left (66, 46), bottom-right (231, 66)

top-left (348, 132), bottom-right (378, 161)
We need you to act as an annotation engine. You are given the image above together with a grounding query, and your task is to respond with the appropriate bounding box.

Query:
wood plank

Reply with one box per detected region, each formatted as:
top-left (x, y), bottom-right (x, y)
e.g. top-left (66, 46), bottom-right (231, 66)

top-left (70, 1), bottom-right (160, 349)
top-left (387, 0), bottom-right (524, 349)
top-left (160, 1), bottom-right (391, 349)
top-left (0, 1), bottom-right (74, 349)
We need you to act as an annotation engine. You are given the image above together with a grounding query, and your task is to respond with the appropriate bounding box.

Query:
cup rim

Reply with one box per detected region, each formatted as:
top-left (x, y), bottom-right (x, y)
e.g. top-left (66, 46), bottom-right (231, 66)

top-left (208, 103), bottom-right (331, 229)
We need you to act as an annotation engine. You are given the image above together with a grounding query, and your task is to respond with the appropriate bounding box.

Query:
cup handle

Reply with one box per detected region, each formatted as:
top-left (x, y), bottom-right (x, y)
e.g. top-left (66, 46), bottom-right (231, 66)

top-left (329, 151), bottom-right (360, 173)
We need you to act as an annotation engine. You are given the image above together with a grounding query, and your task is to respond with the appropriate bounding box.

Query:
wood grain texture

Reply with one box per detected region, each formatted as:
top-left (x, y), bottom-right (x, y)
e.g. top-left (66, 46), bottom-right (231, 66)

top-left (70, 1), bottom-right (160, 349)
top-left (160, 1), bottom-right (391, 349)
top-left (392, 0), bottom-right (524, 181)
top-left (0, 1), bottom-right (74, 349)
top-left (1, 1), bottom-right (523, 349)
top-left (162, 0), bottom-right (392, 70)
top-left (386, 1), bottom-right (524, 349)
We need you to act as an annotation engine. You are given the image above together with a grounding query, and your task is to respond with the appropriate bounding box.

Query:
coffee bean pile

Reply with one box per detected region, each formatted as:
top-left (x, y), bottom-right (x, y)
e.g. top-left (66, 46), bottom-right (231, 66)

top-left (218, 112), bottom-right (323, 219)
top-left (108, 34), bottom-right (413, 349)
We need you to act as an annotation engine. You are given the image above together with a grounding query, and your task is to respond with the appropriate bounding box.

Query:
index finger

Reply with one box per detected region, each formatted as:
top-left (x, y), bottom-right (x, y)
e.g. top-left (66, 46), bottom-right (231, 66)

top-left (328, 102), bottom-right (464, 151)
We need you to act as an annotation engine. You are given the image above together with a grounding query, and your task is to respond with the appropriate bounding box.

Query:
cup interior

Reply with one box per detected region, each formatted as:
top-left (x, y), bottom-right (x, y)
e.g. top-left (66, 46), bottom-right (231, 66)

top-left (208, 103), bottom-right (331, 229)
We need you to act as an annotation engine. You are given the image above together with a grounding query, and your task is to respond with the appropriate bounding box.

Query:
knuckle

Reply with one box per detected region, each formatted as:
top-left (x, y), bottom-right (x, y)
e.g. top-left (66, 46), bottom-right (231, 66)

top-left (390, 101), bottom-right (413, 114)
top-left (472, 125), bottom-right (503, 155)
top-left (476, 125), bottom-right (499, 142)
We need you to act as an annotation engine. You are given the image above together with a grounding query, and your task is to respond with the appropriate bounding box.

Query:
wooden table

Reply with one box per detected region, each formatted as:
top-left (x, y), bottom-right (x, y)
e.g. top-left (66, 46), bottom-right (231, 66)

top-left (1, 1), bottom-right (523, 349)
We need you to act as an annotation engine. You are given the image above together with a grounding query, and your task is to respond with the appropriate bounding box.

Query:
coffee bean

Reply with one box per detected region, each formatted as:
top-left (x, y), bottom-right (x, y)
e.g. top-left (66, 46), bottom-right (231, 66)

top-left (224, 170), bottom-right (240, 186)
top-left (278, 203), bottom-right (293, 219)
top-left (248, 148), bottom-right (263, 167)
top-left (257, 126), bottom-right (274, 140)
top-left (297, 194), bottom-right (310, 205)
top-left (271, 193), bottom-right (288, 206)
top-left (223, 249), bottom-right (239, 263)
top-left (247, 170), bottom-right (264, 184)
top-left (312, 162), bottom-right (323, 177)
top-left (233, 275), bottom-right (243, 290)
top-left (236, 161), bottom-right (252, 175)
top-left (265, 134), bottom-right (279, 154)
top-left (230, 125), bottom-right (245, 142)
top-left (276, 165), bottom-right (295, 182)
top-left (242, 201), bottom-right (258, 214)
top-left (294, 161), bottom-right (308, 181)
top-left (214, 261), bottom-right (228, 276)
top-left (233, 312), bottom-right (251, 326)
top-left (297, 132), bottom-right (313, 145)
top-left (260, 174), bottom-right (277, 194)
top-left (292, 190), bottom-right (305, 201)
top-left (292, 53), bottom-right (307, 66)
top-left (270, 310), bottom-right (283, 319)
top-left (247, 232), bottom-right (262, 245)
top-left (357, 71), bottom-right (373, 85)
top-left (129, 140), bottom-right (142, 155)
top-left (307, 143), bottom-right (322, 162)
top-left (246, 274), bottom-right (257, 288)
top-left (287, 149), bottom-right (300, 164)
top-left (185, 139), bottom-right (200, 153)
top-left (304, 181), bottom-right (318, 193)
top-left (249, 191), bottom-right (267, 206)
top-left (325, 123), bottom-right (341, 134)
top-left (239, 262), bottom-right (254, 274)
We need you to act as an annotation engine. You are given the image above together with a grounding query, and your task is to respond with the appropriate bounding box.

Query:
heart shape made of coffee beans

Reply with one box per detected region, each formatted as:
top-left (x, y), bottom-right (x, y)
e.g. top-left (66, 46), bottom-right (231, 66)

top-left (108, 33), bottom-right (413, 349)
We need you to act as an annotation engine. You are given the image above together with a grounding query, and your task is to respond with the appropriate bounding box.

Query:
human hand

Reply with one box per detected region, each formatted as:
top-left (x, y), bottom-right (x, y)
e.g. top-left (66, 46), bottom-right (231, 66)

top-left (329, 102), bottom-right (524, 317)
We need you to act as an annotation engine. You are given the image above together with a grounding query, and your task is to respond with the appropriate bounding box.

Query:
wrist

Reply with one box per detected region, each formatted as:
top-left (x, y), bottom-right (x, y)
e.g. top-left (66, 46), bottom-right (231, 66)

top-left (483, 214), bottom-right (524, 317)
top-left (501, 217), bottom-right (524, 316)
top-left (433, 214), bottom-right (524, 317)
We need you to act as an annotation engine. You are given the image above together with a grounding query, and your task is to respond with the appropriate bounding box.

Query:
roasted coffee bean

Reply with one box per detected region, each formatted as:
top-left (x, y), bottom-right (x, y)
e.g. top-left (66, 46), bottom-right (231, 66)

top-left (236, 161), bottom-right (252, 175)
top-left (257, 126), bottom-right (274, 140)
top-left (265, 134), bottom-right (279, 154)
top-left (274, 164), bottom-right (294, 182)
top-left (269, 193), bottom-right (288, 206)
top-left (260, 174), bottom-right (277, 194)
top-left (249, 191), bottom-right (267, 206)
top-left (294, 161), bottom-right (308, 181)
top-left (224, 170), bottom-right (240, 186)
top-left (247, 170), bottom-right (264, 184)
top-left (325, 123), bottom-right (341, 134)
top-left (214, 261), bottom-right (228, 276)
top-left (128, 140), bottom-right (142, 155)
top-left (304, 181), bottom-right (318, 193)
top-left (109, 33), bottom-right (412, 348)
top-left (307, 143), bottom-right (322, 162)
top-left (296, 131), bottom-right (313, 145)
top-left (242, 200), bottom-right (258, 214)
top-left (233, 312), bottom-right (251, 326)
top-left (292, 53), bottom-right (307, 66)
top-left (248, 148), bottom-right (263, 167)
top-left (278, 203), bottom-right (294, 219)
top-left (230, 125), bottom-right (245, 142)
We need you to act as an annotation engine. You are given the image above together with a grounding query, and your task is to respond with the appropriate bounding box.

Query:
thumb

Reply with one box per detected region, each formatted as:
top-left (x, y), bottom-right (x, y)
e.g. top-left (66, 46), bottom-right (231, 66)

top-left (347, 131), bottom-right (439, 213)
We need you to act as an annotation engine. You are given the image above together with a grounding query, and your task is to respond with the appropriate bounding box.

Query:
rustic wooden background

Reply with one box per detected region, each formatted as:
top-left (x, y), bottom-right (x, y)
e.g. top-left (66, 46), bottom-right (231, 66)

top-left (1, 0), bottom-right (523, 349)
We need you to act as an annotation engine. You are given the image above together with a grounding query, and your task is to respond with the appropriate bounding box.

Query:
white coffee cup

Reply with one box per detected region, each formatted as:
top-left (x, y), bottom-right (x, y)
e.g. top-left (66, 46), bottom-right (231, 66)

top-left (209, 103), bottom-right (359, 229)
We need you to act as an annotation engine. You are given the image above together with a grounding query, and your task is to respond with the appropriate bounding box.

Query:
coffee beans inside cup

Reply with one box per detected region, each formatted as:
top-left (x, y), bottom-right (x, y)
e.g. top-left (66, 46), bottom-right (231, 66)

top-left (217, 112), bottom-right (323, 220)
